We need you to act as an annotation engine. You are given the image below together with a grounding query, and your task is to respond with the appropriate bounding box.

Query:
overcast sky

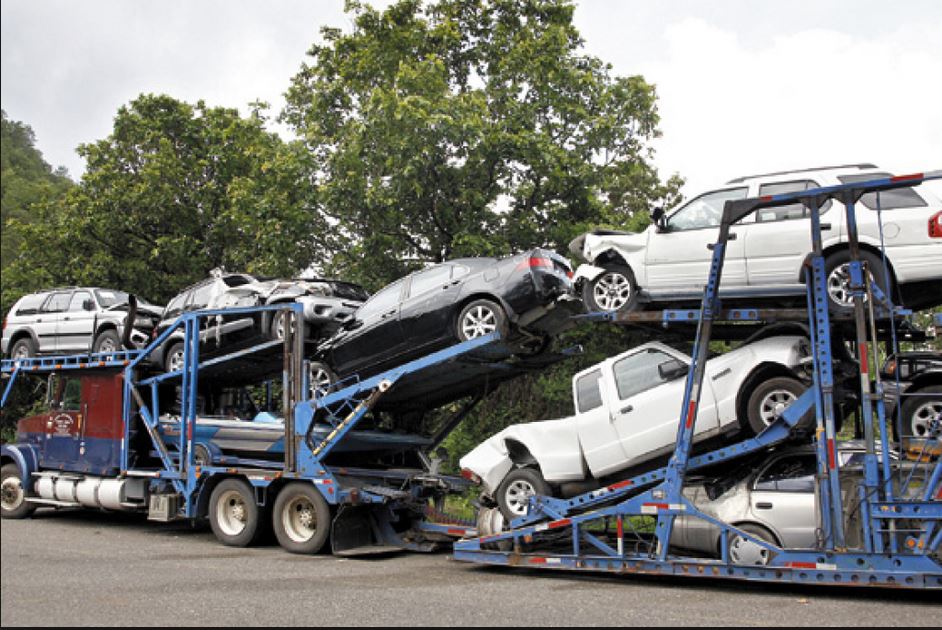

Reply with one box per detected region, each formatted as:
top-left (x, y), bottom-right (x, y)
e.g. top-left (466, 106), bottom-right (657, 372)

top-left (2, 0), bottom-right (940, 197)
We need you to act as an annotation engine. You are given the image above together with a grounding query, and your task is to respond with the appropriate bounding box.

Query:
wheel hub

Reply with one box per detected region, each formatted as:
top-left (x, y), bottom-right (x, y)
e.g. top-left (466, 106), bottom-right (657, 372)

top-left (1, 478), bottom-right (24, 510)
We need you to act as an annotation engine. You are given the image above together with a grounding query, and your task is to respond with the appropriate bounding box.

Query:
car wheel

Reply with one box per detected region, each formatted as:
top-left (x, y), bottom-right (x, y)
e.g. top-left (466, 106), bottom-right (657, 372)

top-left (824, 250), bottom-right (892, 315)
top-left (1, 463), bottom-right (36, 520)
top-left (496, 467), bottom-right (550, 521)
top-left (270, 308), bottom-right (297, 341)
top-left (272, 482), bottom-right (332, 554)
top-left (193, 443), bottom-right (212, 467)
top-left (898, 385), bottom-right (942, 438)
top-left (745, 376), bottom-right (810, 435)
top-left (308, 361), bottom-right (338, 400)
top-left (164, 342), bottom-right (185, 373)
top-left (209, 478), bottom-right (263, 547)
top-left (582, 263), bottom-right (639, 313)
top-left (9, 337), bottom-right (36, 360)
top-left (456, 299), bottom-right (509, 342)
top-left (93, 329), bottom-right (121, 354)
top-left (726, 523), bottom-right (778, 566)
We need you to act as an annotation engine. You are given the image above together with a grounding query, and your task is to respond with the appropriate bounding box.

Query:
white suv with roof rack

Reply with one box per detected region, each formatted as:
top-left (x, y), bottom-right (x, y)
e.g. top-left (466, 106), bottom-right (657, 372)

top-left (569, 164), bottom-right (942, 313)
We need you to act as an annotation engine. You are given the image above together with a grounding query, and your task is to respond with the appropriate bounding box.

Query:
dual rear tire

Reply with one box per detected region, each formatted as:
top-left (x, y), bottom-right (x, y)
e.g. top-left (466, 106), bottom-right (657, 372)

top-left (208, 479), bottom-right (331, 554)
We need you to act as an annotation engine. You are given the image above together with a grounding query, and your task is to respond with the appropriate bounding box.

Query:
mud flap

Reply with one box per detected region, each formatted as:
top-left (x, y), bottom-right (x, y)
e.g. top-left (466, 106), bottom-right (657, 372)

top-left (331, 505), bottom-right (438, 557)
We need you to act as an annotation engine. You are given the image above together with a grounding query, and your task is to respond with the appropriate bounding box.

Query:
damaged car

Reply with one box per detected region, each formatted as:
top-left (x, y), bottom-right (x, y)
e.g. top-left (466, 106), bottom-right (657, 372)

top-left (460, 335), bottom-right (814, 519)
top-left (2, 287), bottom-right (163, 358)
top-left (308, 249), bottom-right (581, 396)
top-left (152, 269), bottom-right (369, 373)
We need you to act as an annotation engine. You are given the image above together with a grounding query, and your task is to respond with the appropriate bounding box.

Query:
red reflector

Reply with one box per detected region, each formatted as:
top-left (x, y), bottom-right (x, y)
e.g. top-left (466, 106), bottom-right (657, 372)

top-left (827, 439), bottom-right (837, 470)
top-left (644, 502), bottom-right (669, 510)
top-left (859, 343), bottom-right (868, 374)
top-left (447, 528), bottom-right (467, 536)
top-left (608, 479), bottom-right (633, 491)
top-left (685, 400), bottom-right (697, 429)
top-left (548, 519), bottom-right (571, 530)
top-left (890, 173), bottom-right (922, 182)
top-left (760, 195), bottom-right (773, 201)
top-left (529, 557), bottom-right (547, 565)
top-left (785, 561), bottom-right (817, 569)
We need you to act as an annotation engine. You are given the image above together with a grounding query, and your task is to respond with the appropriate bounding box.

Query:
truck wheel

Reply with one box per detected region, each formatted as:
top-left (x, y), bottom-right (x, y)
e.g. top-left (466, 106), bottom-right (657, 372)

top-left (272, 482), bottom-right (332, 554)
top-left (496, 467), bottom-right (550, 521)
top-left (93, 329), bottom-right (121, 354)
top-left (582, 263), bottom-right (638, 313)
top-left (456, 299), bottom-right (509, 342)
top-left (1, 463), bottom-right (36, 520)
top-left (744, 376), bottom-right (810, 435)
top-left (209, 478), bottom-right (263, 547)
top-left (9, 337), bottom-right (36, 360)
top-left (899, 385), bottom-right (942, 438)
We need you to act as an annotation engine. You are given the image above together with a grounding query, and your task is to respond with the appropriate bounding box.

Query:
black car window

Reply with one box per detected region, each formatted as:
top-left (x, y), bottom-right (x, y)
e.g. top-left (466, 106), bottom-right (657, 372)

top-left (575, 369), bottom-right (603, 413)
top-left (756, 180), bottom-right (833, 222)
top-left (837, 173), bottom-right (928, 210)
top-left (42, 292), bottom-right (72, 313)
top-left (357, 280), bottom-right (404, 319)
top-left (668, 188), bottom-right (748, 231)
top-left (14, 294), bottom-right (46, 316)
top-left (222, 274), bottom-right (255, 288)
top-left (408, 266), bottom-right (452, 298)
top-left (612, 348), bottom-right (678, 400)
top-left (68, 291), bottom-right (93, 312)
top-left (754, 454), bottom-right (817, 492)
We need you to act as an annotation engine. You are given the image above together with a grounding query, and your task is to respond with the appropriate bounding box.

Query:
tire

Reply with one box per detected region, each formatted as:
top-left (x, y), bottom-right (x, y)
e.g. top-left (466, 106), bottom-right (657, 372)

top-left (308, 361), bottom-right (338, 399)
top-left (456, 299), bottom-right (509, 342)
top-left (898, 385), bottom-right (942, 439)
top-left (9, 337), bottom-right (36, 360)
top-left (824, 250), bottom-right (892, 316)
top-left (1, 463), bottom-right (36, 520)
top-left (582, 263), bottom-right (639, 313)
top-left (164, 342), bottom-right (185, 373)
top-left (496, 467), bottom-right (551, 521)
top-left (208, 478), bottom-right (263, 547)
top-left (272, 482), bottom-right (332, 554)
top-left (744, 375), bottom-right (811, 435)
top-left (193, 443), bottom-right (212, 467)
top-left (269, 308), bottom-right (297, 341)
top-left (92, 329), bottom-right (121, 354)
top-left (725, 523), bottom-right (778, 566)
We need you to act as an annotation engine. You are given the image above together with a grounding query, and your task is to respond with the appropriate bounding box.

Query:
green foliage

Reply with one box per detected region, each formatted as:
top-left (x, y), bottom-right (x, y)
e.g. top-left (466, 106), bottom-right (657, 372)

top-left (3, 95), bottom-right (325, 306)
top-left (284, 0), bottom-right (681, 288)
top-left (1, 110), bottom-right (73, 313)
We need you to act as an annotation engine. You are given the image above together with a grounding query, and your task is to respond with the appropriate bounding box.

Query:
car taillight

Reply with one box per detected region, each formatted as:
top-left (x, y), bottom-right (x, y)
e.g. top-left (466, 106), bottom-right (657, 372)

top-left (1, 318), bottom-right (6, 332)
top-left (929, 211), bottom-right (942, 238)
top-left (461, 468), bottom-right (481, 484)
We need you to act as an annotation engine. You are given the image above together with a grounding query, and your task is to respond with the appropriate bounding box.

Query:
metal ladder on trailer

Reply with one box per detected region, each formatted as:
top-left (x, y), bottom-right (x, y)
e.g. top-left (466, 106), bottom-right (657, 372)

top-left (454, 171), bottom-right (942, 590)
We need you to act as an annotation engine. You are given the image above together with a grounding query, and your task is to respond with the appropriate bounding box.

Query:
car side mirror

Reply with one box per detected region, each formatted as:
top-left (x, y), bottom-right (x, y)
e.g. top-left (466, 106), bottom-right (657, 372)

top-left (83, 299), bottom-right (95, 311)
top-left (343, 318), bottom-right (363, 331)
top-left (650, 207), bottom-right (669, 233)
top-left (658, 359), bottom-right (688, 381)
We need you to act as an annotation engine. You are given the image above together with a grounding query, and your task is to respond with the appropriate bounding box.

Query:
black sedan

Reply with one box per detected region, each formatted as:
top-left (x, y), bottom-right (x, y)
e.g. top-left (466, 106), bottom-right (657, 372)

top-left (310, 248), bottom-right (579, 393)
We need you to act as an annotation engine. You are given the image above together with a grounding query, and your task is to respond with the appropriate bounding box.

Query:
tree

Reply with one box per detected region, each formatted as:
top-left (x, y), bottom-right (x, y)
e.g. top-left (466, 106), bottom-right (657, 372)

top-left (283, 0), bottom-right (683, 468)
top-left (283, 0), bottom-right (681, 287)
top-left (0, 110), bottom-right (73, 313)
top-left (4, 95), bottom-right (326, 306)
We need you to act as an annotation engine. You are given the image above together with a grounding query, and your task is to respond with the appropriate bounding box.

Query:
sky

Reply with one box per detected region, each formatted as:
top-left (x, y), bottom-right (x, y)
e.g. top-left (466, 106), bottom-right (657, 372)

top-left (2, 0), bottom-right (940, 198)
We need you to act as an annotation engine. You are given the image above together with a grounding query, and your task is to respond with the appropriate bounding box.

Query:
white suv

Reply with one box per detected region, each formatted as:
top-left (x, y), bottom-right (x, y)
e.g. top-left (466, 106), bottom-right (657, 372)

top-left (569, 164), bottom-right (942, 313)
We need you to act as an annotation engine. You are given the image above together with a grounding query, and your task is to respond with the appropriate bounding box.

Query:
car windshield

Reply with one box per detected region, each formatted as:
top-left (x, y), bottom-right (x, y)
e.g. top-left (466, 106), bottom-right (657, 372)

top-left (95, 289), bottom-right (130, 307)
top-left (668, 188), bottom-right (749, 231)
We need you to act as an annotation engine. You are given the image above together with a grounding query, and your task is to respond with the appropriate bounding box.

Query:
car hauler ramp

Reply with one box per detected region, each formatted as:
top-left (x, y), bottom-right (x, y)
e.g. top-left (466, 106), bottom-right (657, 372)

top-left (454, 171), bottom-right (942, 590)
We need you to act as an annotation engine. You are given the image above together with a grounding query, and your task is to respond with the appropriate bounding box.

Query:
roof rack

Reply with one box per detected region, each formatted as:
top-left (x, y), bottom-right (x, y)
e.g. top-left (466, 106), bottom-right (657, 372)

top-left (726, 163), bottom-right (877, 184)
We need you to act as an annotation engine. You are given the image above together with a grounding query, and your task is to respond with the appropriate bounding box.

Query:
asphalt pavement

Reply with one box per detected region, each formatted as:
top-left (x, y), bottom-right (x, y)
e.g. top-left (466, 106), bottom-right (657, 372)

top-left (1, 510), bottom-right (939, 626)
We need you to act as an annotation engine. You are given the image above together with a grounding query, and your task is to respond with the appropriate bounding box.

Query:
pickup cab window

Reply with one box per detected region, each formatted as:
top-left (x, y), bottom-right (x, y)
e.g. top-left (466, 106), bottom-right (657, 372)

top-left (612, 348), bottom-right (678, 400)
top-left (575, 369), bottom-right (603, 412)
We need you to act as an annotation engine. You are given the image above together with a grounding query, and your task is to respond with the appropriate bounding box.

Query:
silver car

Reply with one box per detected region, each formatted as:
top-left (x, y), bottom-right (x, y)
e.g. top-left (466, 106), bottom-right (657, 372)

top-left (672, 442), bottom-right (898, 564)
top-left (2, 287), bottom-right (162, 359)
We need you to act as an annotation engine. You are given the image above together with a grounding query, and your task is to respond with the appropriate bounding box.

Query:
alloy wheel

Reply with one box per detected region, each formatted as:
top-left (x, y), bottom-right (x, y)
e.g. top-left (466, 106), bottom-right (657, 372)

top-left (503, 479), bottom-right (537, 516)
top-left (461, 305), bottom-right (498, 339)
top-left (757, 389), bottom-right (798, 427)
top-left (593, 272), bottom-right (632, 311)
top-left (910, 400), bottom-right (942, 438)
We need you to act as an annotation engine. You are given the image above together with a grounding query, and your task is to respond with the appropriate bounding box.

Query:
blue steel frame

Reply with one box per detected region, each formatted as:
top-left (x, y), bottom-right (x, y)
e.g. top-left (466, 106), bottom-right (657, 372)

top-left (454, 170), bottom-right (942, 590)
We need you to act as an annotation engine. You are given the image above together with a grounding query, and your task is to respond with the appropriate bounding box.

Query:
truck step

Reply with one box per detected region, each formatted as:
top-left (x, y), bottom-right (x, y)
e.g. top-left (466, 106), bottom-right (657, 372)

top-left (26, 498), bottom-right (81, 508)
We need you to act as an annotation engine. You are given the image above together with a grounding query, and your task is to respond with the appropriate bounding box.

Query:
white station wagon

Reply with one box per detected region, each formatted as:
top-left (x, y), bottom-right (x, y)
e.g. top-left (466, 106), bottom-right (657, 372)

top-left (569, 164), bottom-right (942, 314)
top-left (460, 335), bottom-right (811, 519)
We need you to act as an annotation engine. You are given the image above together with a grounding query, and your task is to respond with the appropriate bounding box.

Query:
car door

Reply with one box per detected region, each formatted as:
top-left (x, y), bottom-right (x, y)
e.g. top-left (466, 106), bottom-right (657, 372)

top-left (57, 290), bottom-right (97, 352)
top-left (41, 374), bottom-right (83, 468)
top-left (399, 265), bottom-right (460, 349)
top-left (644, 188), bottom-right (749, 292)
top-left (572, 366), bottom-right (629, 477)
top-left (739, 179), bottom-right (831, 287)
top-left (36, 291), bottom-right (72, 353)
top-left (329, 280), bottom-right (407, 376)
top-left (748, 453), bottom-right (818, 548)
top-left (608, 346), bottom-right (719, 469)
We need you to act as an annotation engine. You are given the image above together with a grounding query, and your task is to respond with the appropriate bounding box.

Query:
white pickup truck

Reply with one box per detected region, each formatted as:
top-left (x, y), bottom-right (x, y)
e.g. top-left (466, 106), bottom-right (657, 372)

top-left (460, 335), bottom-right (811, 519)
